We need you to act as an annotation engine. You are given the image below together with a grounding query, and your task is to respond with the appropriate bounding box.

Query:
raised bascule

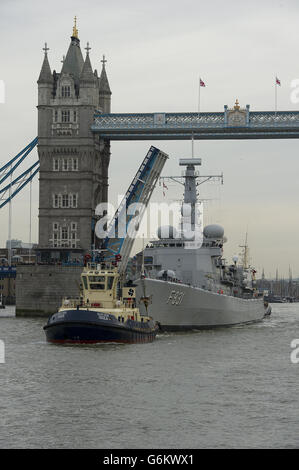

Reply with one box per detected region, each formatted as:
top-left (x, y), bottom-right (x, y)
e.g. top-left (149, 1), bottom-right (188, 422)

top-left (2, 19), bottom-right (299, 315)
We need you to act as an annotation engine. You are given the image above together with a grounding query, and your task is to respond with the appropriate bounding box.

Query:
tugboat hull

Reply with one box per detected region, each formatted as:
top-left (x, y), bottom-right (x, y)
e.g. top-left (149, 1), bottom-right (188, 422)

top-left (43, 309), bottom-right (158, 344)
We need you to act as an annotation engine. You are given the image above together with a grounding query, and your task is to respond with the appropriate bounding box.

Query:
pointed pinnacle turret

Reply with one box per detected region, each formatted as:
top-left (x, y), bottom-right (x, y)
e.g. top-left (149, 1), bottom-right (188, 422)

top-left (61, 28), bottom-right (84, 81)
top-left (38, 42), bottom-right (53, 84)
top-left (99, 55), bottom-right (111, 94)
top-left (80, 43), bottom-right (95, 83)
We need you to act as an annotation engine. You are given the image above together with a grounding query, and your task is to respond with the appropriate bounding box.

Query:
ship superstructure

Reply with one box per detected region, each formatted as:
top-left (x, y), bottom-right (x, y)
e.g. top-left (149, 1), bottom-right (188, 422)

top-left (135, 157), bottom-right (271, 329)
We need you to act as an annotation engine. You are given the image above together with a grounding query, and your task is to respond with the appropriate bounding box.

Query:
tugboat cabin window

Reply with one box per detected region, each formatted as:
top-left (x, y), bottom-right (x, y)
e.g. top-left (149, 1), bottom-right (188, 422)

top-left (82, 276), bottom-right (88, 290)
top-left (89, 276), bottom-right (105, 283)
top-left (88, 275), bottom-right (106, 290)
top-left (107, 277), bottom-right (114, 289)
top-left (89, 283), bottom-right (105, 290)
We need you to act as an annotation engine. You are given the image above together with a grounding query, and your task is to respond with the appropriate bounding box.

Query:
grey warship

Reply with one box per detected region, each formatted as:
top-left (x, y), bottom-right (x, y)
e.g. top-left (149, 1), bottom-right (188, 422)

top-left (135, 157), bottom-right (271, 330)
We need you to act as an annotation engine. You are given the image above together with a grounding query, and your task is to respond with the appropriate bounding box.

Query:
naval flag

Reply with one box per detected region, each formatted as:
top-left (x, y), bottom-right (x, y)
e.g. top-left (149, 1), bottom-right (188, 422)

top-left (198, 77), bottom-right (206, 113)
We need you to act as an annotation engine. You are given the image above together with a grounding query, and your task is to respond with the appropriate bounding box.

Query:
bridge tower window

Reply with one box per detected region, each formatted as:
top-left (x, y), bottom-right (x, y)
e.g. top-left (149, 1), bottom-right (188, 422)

top-left (49, 221), bottom-right (80, 248)
top-left (72, 158), bottom-right (78, 171)
top-left (61, 110), bottom-right (70, 122)
top-left (62, 194), bottom-right (69, 208)
top-left (53, 194), bottom-right (60, 208)
top-left (72, 194), bottom-right (78, 208)
top-left (52, 193), bottom-right (78, 209)
top-left (53, 158), bottom-right (59, 171)
top-left (61, 86), bottom-right (71, 98)
top-left (62, 158), bottom-right (69, 171)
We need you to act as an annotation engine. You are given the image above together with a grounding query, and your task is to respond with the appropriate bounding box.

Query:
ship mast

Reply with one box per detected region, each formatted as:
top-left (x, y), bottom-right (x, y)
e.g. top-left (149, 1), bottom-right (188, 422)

top-left (180, 158), bottom-right (201, 233)
top-left (239, 231), bottom-right (249, 269)
top-left (159, 158), bottom-right (223, 238)
top-left (141, 235), bottom-right (145, 277)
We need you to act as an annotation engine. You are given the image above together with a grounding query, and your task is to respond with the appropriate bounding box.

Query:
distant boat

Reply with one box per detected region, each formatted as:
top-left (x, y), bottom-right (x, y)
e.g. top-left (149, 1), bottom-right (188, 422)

top-left (264, 295), bottom-right (286, 303)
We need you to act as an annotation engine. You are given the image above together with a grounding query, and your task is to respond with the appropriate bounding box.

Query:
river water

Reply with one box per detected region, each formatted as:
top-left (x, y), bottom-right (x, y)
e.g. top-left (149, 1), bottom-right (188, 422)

top-left (0, 303), bottom-right (299, 449)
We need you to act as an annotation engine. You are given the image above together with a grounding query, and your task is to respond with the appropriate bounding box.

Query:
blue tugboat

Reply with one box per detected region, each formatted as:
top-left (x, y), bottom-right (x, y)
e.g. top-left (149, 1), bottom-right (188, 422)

top-left (43, 263), bottom-right (159, 344)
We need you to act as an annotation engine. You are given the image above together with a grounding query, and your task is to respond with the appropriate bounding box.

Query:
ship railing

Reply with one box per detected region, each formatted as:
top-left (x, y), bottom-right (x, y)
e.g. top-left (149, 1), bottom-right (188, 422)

top-left (61, 261), bottom-right (84, 267)
top-left (61, 298), bottom-right (82, 308)
top-left (61, 297), bottom-right (137, 309)
top-left (123, 299), bottom-right (136, 309)
top-left (86, 261), bottom-right (117, 271)
top-left (61, 298), bottom-right (107, 309)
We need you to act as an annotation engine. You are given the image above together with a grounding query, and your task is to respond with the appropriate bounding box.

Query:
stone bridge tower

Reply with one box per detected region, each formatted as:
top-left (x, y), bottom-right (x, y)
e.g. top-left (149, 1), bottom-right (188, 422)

top-left (37, 20), bottom-right (111, 262)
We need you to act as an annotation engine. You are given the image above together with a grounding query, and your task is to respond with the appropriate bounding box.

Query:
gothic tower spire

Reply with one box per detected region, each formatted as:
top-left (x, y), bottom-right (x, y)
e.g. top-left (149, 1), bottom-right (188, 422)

top-left (61, 18), bottom-right (84, 83)
top-left (38, 43), bottom-right (53, 84)
top-left (80, 42), bottom-right (95, 83)
top-left (99, 55), bottom-right (112, 113)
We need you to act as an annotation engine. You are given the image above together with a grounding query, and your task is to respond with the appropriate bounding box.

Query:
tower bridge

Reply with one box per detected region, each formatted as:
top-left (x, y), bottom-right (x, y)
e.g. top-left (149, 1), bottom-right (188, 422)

top-left (1, 20), bottom-right (299, 315)
top-left (92, 109), bottom-right (299, 140)
top-left (2, 20), bottom-right (299, 267)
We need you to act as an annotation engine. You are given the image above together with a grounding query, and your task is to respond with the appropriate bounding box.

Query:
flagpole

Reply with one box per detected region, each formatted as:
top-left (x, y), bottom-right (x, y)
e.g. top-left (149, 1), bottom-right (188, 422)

top-left (198, 76), bottom-right (201, 113)
top-left (197, 77), bottom-right (200, 159)
top-left (275, 77), bottom-right (277, 115)
top-left (192, 132), bottom-right (194, 158)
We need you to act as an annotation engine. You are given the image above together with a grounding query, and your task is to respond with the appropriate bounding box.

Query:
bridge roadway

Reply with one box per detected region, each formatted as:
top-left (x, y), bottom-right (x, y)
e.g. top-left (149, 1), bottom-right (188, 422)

top-left (91, 109), bottom-right (299, 140)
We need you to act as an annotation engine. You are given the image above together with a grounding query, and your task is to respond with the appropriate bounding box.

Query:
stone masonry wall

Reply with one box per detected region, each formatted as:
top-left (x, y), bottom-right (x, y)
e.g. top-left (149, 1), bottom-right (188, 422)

top-left (16, 265), bottom-right (83, 316)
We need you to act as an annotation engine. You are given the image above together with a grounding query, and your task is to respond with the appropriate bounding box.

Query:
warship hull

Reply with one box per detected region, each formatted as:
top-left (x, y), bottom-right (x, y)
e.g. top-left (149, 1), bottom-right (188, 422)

top-left (136, 279), bottom-right (270, 330)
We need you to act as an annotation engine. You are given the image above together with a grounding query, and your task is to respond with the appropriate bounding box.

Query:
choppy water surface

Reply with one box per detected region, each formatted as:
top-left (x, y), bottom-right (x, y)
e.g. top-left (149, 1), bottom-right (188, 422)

top-left (0, 304), bottom-right (299, 449)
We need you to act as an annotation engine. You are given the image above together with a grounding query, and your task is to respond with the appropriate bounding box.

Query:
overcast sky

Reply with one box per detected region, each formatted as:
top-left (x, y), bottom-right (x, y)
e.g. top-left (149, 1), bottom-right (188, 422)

top-left (1, 0), bottom-right (299, 277)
